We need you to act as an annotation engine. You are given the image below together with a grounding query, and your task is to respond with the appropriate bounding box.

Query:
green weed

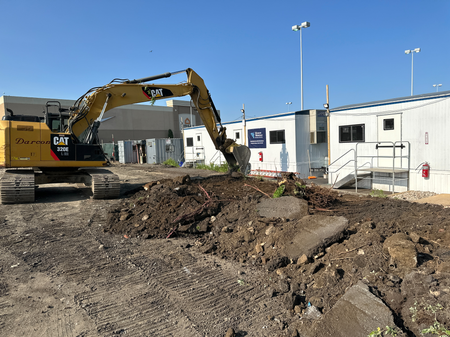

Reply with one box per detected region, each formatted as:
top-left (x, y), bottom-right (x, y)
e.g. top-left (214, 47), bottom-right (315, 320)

top-left (370, 189), bottom-right (387, 198)
top-left (409, 302), bottom-right (449, 336)
top-left (368, 326), bottom-right (398, 336)
top-left (273, 185), bottom-right (285, 198)
top-left (421, 321), bottom-right (450, 336)
top-left (196, 162), bottom-right (229, 173)
top-left (163, 158), bottom-right (178, 167)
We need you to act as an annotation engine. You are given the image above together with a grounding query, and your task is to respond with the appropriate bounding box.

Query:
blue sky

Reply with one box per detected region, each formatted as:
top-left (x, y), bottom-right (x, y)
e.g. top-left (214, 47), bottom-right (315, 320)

top-left (1, 0), bottom-right (449, 122)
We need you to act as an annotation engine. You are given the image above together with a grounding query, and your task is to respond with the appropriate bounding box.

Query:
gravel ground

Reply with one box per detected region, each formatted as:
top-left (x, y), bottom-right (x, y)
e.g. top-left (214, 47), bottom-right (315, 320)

top-left (388, 190), bottom-right (438, 201)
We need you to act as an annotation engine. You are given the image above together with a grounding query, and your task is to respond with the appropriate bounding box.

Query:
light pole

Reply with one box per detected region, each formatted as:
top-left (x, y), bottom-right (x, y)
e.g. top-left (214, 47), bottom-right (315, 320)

top-left (286, 102), bottom-right (292, 112)
top-left (241, 104), bottom-right (246, 146)
top-left (433, 84), bottom-right (442, 92)
top-left (292, 21), bottom-right (310, 110)
top-left (405, 48), bottom-right (420, 96)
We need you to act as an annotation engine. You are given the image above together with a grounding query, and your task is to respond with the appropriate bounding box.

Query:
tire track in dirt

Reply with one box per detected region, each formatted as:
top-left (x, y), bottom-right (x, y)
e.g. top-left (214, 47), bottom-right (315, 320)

top-left (0, 202), bottom-right (98, 337)
top-left (0, 172), bottom-right (286, 336)
top-left (146, 259), bottom-right (280, 336)
top-left (75, 270), bottom-right (202, 336)
top-left (74, 244), bottom-right (285, 337)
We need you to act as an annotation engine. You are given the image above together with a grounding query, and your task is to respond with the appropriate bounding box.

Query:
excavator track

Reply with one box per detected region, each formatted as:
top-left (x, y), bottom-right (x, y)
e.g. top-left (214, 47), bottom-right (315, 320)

top-left (0, 170), bottom-right (35, 204)
top-left (84, 169), bottom-right (120, 199)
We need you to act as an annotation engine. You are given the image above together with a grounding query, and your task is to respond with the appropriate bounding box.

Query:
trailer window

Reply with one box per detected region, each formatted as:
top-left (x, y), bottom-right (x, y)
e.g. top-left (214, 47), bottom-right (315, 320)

top-left (383, 118), bottom-right (394, 130)
top-left (235, 131), bottom-right (240, 140)
top-left (339, 124), bottom-right (365, 143)
top-left (186, 137), bottom-right (193, 147)
top-left (269, 130), bottom-right (285, 144)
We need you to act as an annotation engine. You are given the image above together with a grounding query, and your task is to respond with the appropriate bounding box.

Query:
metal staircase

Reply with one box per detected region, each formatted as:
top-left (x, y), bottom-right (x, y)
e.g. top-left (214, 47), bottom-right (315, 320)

top-left (328, 141), bottom-right (410, 193)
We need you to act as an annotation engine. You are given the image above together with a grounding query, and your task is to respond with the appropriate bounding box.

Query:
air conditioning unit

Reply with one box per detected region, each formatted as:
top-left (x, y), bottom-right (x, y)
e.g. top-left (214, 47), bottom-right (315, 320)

top-left (309, 110), bottom-right (327, 144)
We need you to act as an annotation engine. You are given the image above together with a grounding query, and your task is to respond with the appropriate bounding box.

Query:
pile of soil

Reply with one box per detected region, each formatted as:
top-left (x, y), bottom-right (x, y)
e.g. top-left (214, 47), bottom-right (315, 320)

top-left (104, 173), bottom-right (450, 336)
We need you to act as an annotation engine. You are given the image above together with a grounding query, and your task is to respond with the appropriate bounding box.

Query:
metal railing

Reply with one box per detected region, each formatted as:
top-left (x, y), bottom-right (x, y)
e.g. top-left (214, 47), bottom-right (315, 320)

top-left (327, 149), bottom-right (356, 174)
top-left (329, 141), bottom-right (410, 193)
top-left (355, 141), bottom-right (410, 193)
top-left (209, 150), bottom-right (223, 165)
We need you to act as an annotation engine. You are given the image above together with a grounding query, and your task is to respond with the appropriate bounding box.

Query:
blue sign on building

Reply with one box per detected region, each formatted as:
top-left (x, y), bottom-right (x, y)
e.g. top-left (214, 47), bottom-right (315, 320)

top-left (248, 128), bottom-right (266, 148)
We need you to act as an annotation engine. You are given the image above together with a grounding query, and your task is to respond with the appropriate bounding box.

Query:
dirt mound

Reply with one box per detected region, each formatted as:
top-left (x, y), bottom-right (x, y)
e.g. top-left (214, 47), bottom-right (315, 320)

top-left (104, 174), bottom-right (450, 336)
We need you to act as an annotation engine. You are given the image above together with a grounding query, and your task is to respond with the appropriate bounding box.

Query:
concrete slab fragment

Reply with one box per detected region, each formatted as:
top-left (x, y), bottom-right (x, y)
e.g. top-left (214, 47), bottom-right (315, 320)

top-left (308, 281), bottom-right (402, 337)
top-left (280, 215), bottom-right (348, 259)
top-left (256, 196), bottom-right (308, 219)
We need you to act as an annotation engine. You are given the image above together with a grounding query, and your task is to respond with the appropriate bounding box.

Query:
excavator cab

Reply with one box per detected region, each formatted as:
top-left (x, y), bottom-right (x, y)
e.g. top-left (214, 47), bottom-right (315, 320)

top-left (43, 101), bottom-right (70, 133)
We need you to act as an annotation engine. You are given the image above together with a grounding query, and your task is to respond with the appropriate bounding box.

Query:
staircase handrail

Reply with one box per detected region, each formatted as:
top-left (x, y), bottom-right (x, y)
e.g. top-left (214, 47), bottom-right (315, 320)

top-left (209, 150), bottom-right (222, 165)
top-left (327, 148), bottom-right (356, 174)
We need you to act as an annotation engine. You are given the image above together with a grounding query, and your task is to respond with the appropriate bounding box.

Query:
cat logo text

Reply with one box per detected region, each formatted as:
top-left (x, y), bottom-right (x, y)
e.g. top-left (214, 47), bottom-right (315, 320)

top-left (54, 136), bottom-right (69, 153)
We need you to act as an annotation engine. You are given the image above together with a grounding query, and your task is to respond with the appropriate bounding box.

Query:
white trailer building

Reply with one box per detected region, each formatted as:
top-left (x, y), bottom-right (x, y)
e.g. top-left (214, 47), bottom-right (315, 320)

top-left (183, 110), bottom-right (328, 179)
top-left (328, 90), bottom-right (450, 193)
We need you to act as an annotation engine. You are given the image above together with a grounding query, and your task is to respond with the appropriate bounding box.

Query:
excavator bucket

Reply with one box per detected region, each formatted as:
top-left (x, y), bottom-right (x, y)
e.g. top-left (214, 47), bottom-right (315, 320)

top-left (232, 145), bottom-right (251, 175)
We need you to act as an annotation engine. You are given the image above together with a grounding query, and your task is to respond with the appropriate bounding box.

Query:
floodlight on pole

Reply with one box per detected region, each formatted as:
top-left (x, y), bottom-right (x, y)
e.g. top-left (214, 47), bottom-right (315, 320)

top-left (433, 84), bottom-right (442, 92)
top-left (405, 48), bottom-right (420, 96)
top-left (286, 102), bottom-right (292, 112)
top-left (292, 21), bottom-right (310, 110)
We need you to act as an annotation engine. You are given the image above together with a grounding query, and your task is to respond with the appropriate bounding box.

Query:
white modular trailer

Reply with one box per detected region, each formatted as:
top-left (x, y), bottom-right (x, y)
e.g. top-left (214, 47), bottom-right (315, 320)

top-left (182, 110), bottom-right (328, 179)
top-left (328, 90), bottom-right (450, 193)
top-left (182, 120), bottom-right (246, 166)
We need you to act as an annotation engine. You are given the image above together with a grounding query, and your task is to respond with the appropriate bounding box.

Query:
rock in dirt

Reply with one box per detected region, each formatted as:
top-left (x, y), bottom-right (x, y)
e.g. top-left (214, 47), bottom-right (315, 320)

top-left (297, 254), bottom-right (309, 265)
top-left (143, 181), bottom-right (157, 190)
top-left (409, 231), bottom-right (422, 243)
top-left (265, 225), bottom-right (275, 236)
top-left (302, 305), bottom-right (322, 321)
top-left (437, 261), bottom-right (450, 274)
top-left (308, 281), bottom-right (403, 337)
top-left (279, 279), bottom-right (290, 293)
top-left (280, 215), bottom-right (348, 260)
top-left (281, 291), bottom-right (296, 310)
top-left (174, 174), bottom-right (191, 185)
top-left (383, 233), bottom-right (417, 269)
top-left (231, 172), bottom-right (243, 179)
top-left (400, 271), bottom-right (436, 298)
top-left (225, 327), bottom-right (235, 337)
top-left (266, 256), bottom-right (290, 272)
top-left (256, 196), bottom-right (308, 219)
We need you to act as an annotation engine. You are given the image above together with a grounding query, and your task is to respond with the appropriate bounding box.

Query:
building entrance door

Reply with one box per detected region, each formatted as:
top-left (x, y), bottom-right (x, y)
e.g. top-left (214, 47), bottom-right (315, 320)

top-left (377, 113), bottom-right (402, 167)
top-left (195, 133), bottom-right (205, 161)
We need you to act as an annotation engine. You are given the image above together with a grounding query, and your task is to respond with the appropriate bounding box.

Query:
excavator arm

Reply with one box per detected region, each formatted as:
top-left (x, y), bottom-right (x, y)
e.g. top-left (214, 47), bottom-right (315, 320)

top-left (68, 68), bottom-right (250, 171)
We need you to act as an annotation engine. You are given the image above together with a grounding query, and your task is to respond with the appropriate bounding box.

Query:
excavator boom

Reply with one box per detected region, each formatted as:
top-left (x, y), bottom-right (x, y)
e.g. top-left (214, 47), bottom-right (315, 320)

top-left (69, 68), bottom-right (250, 171)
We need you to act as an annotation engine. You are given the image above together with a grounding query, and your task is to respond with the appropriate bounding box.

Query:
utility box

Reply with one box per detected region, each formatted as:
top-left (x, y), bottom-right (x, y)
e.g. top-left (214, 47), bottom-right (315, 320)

top-left (146, 138), bottom-right (183, 164)
top-left (118, 140), bottom-right (135, 164)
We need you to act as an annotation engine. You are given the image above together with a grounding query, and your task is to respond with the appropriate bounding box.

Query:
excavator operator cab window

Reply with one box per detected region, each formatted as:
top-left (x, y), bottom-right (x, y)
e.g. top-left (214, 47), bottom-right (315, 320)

top-left (44, 101), bottom-right (70, 133)
top-left (51, 119), bottom-right (61, 132)
top-left (48, 115), bottom-right (70, 133)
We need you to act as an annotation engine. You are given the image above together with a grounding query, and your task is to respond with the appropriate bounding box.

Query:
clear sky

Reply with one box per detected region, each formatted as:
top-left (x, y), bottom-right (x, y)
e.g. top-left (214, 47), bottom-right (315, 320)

top-left (1, 0), bottom-right (449, 122)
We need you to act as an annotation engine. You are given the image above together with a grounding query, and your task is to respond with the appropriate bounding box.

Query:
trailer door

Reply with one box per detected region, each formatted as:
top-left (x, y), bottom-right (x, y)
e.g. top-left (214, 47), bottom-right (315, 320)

top-left (377, 113), bottom-right (402, 167)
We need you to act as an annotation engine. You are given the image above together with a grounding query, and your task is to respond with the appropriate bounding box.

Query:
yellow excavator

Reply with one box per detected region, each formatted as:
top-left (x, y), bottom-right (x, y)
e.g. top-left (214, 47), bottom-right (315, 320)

top-left (0, 68), bottom-right (251, 203)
